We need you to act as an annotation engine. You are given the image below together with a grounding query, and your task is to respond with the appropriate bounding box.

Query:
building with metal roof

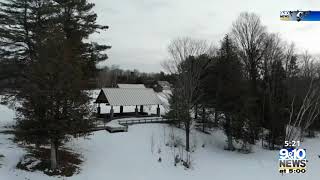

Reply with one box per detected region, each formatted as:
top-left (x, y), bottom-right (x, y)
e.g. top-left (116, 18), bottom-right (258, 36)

top-left (95, 87), bottom-right (162, 119)
top-left (96, 88), bottom-right (161, 106)
top-left (117, 84), bottom-right (146, 89)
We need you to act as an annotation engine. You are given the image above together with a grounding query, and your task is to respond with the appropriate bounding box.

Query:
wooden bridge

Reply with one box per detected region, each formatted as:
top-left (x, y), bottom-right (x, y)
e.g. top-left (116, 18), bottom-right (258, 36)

top-left (118, 117), bottom-right (174, 126)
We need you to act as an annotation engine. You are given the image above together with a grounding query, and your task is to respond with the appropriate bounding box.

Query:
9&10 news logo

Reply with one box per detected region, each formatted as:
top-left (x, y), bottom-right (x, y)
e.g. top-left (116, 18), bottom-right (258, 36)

top-left (279, 141), bottom-right (307, 174)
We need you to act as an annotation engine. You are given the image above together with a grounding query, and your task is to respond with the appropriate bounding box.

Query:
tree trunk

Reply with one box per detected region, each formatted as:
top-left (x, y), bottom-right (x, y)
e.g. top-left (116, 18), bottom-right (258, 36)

top-left (202, 107), bottom-right (205, 132)
top-left (194, 104), bottom-right (198, 120)
top-left (50, 139), bottom-right (57, 170)
top-left (185, 121), bottom-right (190, 152)
top-left (214, 109), bottom-right (218, 127)
top-left (308, 129), bottom-right (315, 137)
top-left (226, 115), bottom-right (234, 150)
top-left (271, 133), bottom-right (275, 150)
top-left (55, 139), bottom-right (59, 162)
top-left (249, 129), bottom-right (256, 145)
top-left (227, 133), bottom-right (234, 150)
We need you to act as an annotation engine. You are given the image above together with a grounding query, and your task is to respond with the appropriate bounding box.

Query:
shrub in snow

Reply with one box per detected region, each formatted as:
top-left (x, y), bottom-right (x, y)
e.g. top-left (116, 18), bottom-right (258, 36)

top-left (174, 155), bottom-right (180, 166)
top-left (224, 145), bottom-right (235, 151)
top-left (17, 156), bottom-right (41, 171)
top-left (150, 133), bottom-right (155, 154)
top-left (184, 151), bottom-right (192, 168)
top-left (0, 154), bottom-right (4, 167)
top-left (191, 144), bottom-right (196, 152)
top-left (238, 141), bottom-right (252, 154)
top-left (182, 161), bottom-right (189, 168)
top-left (167, 132), bottom-right (184, 148)
top-left (174, 138), bottom-right (183, 148)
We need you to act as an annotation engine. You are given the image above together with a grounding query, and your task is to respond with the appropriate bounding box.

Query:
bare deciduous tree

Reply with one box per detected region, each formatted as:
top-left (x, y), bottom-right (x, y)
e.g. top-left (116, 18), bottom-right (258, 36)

top-left (262, 33), bottom-right (284, 77)
top-left (300, 50), bottom-right (316, 79)
top-left (287, 79), bottom-right (320, 142)
top-left (97, 67), bottom-right (112, 88)
top-left (284, 42), bottom-right (296, 77)
top-left (232, 12), bottom-right (267, 92)
top-left (162, 37), bottom-right (212, 157)
top-left (161, 37), bottom-right (212, 74)
top-left (231, 12), bottom-right (268, 144)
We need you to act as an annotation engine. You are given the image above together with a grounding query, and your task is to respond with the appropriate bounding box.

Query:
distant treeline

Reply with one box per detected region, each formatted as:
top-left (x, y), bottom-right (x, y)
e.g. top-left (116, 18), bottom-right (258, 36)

top-left (0, 64), bottom-right (174, 90)
top-left (95, 65), bottom-right (175, 89)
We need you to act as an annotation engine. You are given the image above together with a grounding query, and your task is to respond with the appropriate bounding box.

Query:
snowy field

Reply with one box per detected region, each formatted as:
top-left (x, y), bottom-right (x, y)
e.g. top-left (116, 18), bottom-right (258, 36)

top-left (1, 93), bottom-right (320, 179)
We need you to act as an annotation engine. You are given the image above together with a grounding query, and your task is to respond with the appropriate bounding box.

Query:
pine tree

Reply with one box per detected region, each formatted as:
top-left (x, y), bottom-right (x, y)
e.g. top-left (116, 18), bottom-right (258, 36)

top-left (232, 12), bottom-right (267, 144)
top-left (0, 0), bottom-right (110, 169)
top-left (260, 34), bottom-right (290, 149)
top-left (262, 60), bottom-right (288, 149)
top-left (204, 35), bottom-right (245, 150)
top-left (55, 0), bottom-right (110, 79)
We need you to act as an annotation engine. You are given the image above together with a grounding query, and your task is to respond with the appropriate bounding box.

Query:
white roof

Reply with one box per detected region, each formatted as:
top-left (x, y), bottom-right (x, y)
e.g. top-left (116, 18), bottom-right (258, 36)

top-left (117, 84), bottom-right (146, 89)
top-left (101, 88), bottom-right (162, 106)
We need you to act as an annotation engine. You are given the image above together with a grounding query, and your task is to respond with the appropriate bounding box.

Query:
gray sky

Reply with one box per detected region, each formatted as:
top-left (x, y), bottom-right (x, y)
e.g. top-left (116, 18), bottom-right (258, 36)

top-left (89, 0), bottom-right (320, 73)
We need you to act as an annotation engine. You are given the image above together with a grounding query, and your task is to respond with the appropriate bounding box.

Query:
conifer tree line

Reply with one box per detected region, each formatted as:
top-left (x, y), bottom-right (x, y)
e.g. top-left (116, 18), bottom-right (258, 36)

top-left (166, 12), bottom-right (320, 152)
top-left (0, 0), bottom-right (110, 169)
top-left (96, 66), bottom-right (174, 89)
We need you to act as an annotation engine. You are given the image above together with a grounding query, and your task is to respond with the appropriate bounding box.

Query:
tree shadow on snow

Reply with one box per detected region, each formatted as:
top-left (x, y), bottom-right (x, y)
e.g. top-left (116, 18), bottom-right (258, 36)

top-left (16, 146), bottom-right (82, 177)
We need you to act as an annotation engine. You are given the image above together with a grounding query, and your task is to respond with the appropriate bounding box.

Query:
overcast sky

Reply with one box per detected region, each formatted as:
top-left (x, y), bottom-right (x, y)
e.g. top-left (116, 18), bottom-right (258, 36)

top-left (89, 0), bottom-right (320, 73)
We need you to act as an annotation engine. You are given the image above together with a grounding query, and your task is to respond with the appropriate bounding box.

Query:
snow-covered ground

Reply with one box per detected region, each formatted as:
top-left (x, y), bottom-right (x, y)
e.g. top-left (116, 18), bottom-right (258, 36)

top-left (0, 102), bottom-right (16, 131)
top-left (1, 91), bottom-right (320, 180)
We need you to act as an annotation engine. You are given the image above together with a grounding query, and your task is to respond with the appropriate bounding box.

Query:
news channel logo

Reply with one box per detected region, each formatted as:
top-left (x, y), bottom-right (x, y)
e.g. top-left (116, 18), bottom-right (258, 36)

top-left (280, 10), bottom-right (320, 21)
top-left (279, 147), bottom-right (307, 174)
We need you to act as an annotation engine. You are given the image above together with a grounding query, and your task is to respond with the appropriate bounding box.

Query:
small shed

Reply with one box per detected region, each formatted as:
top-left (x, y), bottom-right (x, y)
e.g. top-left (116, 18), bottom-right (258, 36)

top-left (117, 84), bottom-right (146, 89)
top-left (157, 81), bottom-right (171, 90)
top-left (153, 81), bottom-right (172, 92)
top-left (95, 88), bottom-right (162, 119)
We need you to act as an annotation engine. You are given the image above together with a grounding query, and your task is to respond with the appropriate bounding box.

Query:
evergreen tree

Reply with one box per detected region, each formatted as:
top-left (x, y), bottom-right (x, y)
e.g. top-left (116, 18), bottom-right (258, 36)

top-left (55, 0), bottom-right (111, 79)
top-left (287, 55), bottom-right (300, 79)
top-left (204, 35), bottom-right (245, 150)
top-left (262, 60), bottom-right (288, 149)
top-left (232, 12), bottom-right (267, 144)
top-left (0, 0), bottom-right (110, 169)
top-left (258, 33), bottom-right (291, 149)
